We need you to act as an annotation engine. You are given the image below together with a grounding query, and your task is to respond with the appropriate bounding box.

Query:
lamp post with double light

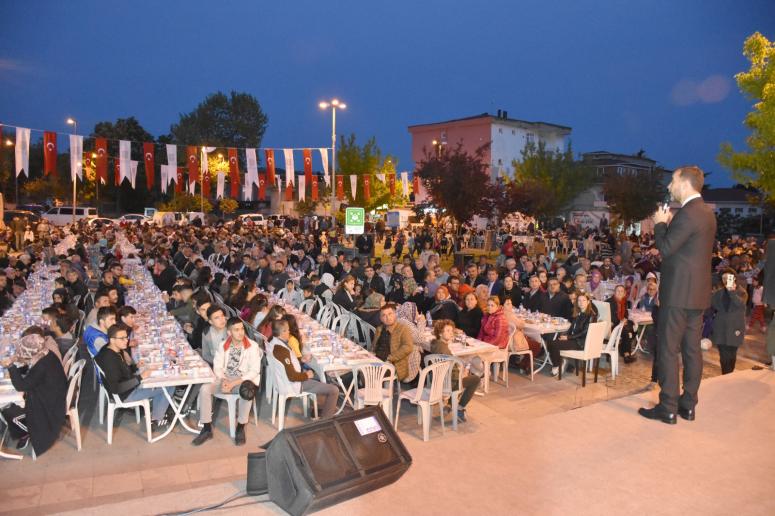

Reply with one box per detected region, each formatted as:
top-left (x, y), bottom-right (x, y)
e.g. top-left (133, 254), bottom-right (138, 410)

top-left (66, 117), bottom-right (77, 224)
top-left (319, 99), bottom-right (346, 218)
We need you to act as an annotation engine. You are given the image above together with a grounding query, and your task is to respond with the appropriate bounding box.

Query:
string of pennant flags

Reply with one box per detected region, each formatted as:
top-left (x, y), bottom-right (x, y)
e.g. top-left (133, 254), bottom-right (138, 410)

top-left (0, 122), bottom-right (423, 203)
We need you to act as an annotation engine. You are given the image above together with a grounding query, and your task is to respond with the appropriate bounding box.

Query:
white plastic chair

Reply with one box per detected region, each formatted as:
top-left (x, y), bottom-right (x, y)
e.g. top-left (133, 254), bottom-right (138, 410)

top-left (65, 359), bottom-right (86, 450)
top-left (96, 365), bottom-right (153, 444)
top-left (424, 354), bottom-right (465, 431)
top-left (353, 318), bottom-right (376, 349)
top-left (267, 355), bottom-right (318, 431)
top-left (482, 326), bottom-right (512, 392)
top-left (507, 325), bottom-right (534, 382)
top-left (558, 321), bottom-right (607, 387)
top-left (62, 344), bottom-right (79, 377)
top-left (354, 363), bottom-right (396, 422)
top-left (331, 313), bottom-right (352, 337)
top-left (600, 322), bottom-right (625, 380)
top-left (211, 392), bottom-right (259, 438)
top-left (592, 300), bottom-right (612, 339)
top-left (394, 360), bottom-right (452, 441)
top-left (318, 305), bottom-right (337, 329)
top-left (299, 299), bottom-right (316, 316)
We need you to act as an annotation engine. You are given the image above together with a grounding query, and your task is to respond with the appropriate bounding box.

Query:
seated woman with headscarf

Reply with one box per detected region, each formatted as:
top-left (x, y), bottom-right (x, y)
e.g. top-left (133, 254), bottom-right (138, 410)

top-left (0, 332), bottom-right (67, 455)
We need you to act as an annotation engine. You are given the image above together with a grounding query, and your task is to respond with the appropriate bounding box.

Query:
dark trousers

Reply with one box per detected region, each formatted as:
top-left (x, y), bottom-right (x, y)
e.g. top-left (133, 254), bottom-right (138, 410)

top-left (458, 375), bottom-right (480, 407)
top-left (0, 404), bottom-right (26, 439)
top-left (717, 345), bottom-right (738, 375)
top-left (657, 307), bottom-right (704, 413)
top-left (548, 337), bottom-right (583, 366)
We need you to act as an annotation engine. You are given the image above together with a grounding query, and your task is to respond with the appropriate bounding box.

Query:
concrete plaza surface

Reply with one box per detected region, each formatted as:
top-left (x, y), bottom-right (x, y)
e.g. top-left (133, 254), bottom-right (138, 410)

top-left (1, 340), bottom-right (772, 516)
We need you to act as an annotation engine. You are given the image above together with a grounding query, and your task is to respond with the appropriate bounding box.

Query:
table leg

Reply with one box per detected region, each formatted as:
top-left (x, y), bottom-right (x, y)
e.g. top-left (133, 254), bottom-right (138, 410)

top-left (633, 324), bottom-right (651, 354)
top-left (532, 336), bottom-right (553, 374)
top-left (332, 371), bottom-right (356, 415)
top-left (150, 384), bottom-right (196, 443)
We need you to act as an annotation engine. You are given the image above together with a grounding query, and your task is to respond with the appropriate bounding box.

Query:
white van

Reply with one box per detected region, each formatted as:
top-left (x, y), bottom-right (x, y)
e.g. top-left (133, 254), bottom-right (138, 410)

top-left (236, 213), bottom-right (267, 226)
top-left (43, 206), bottom-right (98, 226)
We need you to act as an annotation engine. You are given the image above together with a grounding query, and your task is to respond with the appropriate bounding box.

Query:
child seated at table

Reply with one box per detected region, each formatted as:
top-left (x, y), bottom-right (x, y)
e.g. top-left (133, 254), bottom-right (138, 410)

top-left (430, 319), bottom-right (480, 422)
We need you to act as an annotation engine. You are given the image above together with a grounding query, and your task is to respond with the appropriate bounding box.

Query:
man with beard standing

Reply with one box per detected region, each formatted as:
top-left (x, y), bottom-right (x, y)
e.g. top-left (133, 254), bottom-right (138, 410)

top-left (639, 166), bottom-right (716, 425)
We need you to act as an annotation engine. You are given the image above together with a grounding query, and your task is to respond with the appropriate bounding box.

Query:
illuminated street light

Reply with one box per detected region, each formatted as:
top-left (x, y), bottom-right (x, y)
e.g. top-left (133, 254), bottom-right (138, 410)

top-left (319, 98), bottom-right (346, 216)
top-left (66, 117), bottom-right (78, 224)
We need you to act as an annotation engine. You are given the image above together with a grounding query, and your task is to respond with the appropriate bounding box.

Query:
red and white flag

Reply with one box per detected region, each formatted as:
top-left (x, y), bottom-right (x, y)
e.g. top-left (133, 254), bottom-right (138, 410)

top-left (298, 175), bottom-right (306, 202)
top-left (245, 148), bottom-right (259, 200)
top-left (70, 135), bottom-right (83, 181)
top-left (119, 140), bottom-right (131, 183)
top-left (336, 176), bottom-right (344, 200)
top-left (412, 175), bottom-right (420, 202)
top-left (265, 149), bottom-right (276, 185)
top-left (95, 138), bottom-right (108, 184)
top-left (285, 181), bottom-right (293, 201)
top-left (311, 175), bottom-right (319, 201)
top-left (114, 158), bottom-right (120, 186)
top-left (363, 175), bottom-right (371, 201)
top-left (258, 173), bottom-right (266, 201)
top-left (303, 148), bottom-right (312, 185)
top-left (175, 167), bottom-right (184, 193)
top-left (401, 171), bottom-right (409, 197)
top-left (388, 174), bottom-right (396, 196)
top-left (186, 146), bottom-right (198, 190)
top-left (143, 142), bottom-right (155, 189)
top-left (228, 148), bottom-right (240, 198)
top-left (43, 131), bottom-right (57, 177)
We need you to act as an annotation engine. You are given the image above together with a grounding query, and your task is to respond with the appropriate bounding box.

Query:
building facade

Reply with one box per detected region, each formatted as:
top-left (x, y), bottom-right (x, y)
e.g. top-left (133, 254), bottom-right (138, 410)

top-left (407, 111), bottom-right (572, 201)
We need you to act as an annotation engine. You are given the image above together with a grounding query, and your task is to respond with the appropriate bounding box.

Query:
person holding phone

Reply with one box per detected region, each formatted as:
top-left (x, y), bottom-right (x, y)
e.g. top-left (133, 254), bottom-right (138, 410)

top-left (710, 270), bottom-right (748, 375)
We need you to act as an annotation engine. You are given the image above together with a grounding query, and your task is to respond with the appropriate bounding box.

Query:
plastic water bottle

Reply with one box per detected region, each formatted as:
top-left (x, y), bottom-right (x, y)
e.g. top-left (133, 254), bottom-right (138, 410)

top-left (426, 311), bottom-right (433, 328)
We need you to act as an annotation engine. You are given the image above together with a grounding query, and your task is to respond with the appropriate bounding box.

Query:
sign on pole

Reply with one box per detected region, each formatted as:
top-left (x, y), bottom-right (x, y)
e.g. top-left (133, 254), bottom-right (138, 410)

top-left (345, 207), bottom-right (365, 235)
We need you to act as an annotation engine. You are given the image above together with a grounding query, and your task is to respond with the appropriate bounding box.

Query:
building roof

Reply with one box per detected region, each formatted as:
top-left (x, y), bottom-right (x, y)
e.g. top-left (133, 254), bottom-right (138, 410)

top-left (582, 150), bottom-right (657, 166)
top-left (408, 112), bottom-right (572, 132)
top-left (702, 188), bottom-right (761, 204)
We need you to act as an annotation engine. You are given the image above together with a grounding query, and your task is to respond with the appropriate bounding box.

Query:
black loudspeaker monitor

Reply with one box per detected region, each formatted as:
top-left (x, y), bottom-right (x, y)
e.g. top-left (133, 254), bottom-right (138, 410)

top-left (247, 406), bottom-right (411, 515)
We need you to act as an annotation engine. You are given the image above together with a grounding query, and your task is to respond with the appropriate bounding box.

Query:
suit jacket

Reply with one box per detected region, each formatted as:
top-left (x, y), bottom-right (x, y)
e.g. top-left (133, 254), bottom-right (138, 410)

top-left (362, 275), bottom-right (386, 296)
top-left (523, 289), bottom-right (549, 313)
top-left (486, 280), bottom-right (504, 297)
top-left (547, 291), bottom-right (573, 320)
top-left (654, 197), bottom-right (716, 309)
top-left (764, 239), bottom-right (775, 306)
top-left (710, 286), bottom-right (747, 348)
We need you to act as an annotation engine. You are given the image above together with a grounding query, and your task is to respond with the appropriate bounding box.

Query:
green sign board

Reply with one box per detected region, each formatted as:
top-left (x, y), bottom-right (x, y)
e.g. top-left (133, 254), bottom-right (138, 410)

top-left (345, 207), bottom-right (365, 235)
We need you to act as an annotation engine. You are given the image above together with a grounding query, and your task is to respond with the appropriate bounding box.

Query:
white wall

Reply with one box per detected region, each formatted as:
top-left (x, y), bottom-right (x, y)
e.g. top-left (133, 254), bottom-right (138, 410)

top-left (490, 121), bottom-right (567, 181)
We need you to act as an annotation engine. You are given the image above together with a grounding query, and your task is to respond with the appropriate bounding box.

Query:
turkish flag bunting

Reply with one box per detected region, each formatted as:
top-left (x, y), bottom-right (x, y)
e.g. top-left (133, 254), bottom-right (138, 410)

top-left (114, 159), bottom-right (121, 186)
top-left (413, 176), bottom-right (420, 198)
top-left (388, 174), bottom-right (396, 196)
top-left (285, 181), bottom-right (294, 201)
top-left (143, 142), bottom-right (155, 189)
top-left (82, 153), bottom-right (91, 169)
top-left (186, 146), bottom-right (198, 185)
top-left (336, 176), bottom-right (344, 200)
top-left (228, 148), bottom-right (240, 198)
top-left (364, 175), bottom-right (371, 201)
top-left (258, 173), bottom-right (266, 200)
top-left (303, 148), bottom-right (312, 185)
top-left (43, 131), bottom-right (57, 176)
top-left (95, 138), bottom-right (108, 184)
top-left (202, 168), bottom-right (210, 197)
top-left (176, 167), bottom-right (184, 193)
top-left (265, 149), bottom-right (275, 185)
top-left (311, 175), bottom-right (319, 200)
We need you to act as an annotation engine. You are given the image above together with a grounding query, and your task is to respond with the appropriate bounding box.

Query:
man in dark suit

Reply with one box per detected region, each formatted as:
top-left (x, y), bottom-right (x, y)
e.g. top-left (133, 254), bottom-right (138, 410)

top-left (764, 236), bottom-right (775, 369)
top-left (546, 277), bottom-right (573, 320)
top-left (639, 166), bottom-right (716, 425)
top-left (362, 264), bottom-right (386, 296)
top-left (484, 268), bottom-right (503, 297)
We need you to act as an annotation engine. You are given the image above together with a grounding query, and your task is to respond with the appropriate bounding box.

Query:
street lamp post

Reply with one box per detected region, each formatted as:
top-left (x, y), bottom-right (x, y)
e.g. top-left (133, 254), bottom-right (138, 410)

top-left (66, 117), bottom-right (77, 225)
top-left (4, 139), bottom-right (16, 203)
top-left (319, 99), bottom-right (346, 219)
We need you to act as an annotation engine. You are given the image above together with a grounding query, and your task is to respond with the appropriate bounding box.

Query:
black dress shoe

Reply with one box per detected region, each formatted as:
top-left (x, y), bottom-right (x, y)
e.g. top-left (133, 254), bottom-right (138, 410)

top-left (191, 428), bottom-right (213, 446)
top-left (234, 424), bottom-right (246, 446)
top-left (678, 407), bottom-right (695, 421)
top-left (638, 406), bottom-right (677, 425)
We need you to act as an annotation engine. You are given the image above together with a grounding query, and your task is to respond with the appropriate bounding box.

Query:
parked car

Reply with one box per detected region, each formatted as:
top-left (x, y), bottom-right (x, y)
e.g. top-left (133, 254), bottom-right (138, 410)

top-left (88, 217), bottom-right (115, 226)
top-left (15, 204), bottom-right (47, 216)
top-left (236, 213), bottom-right (267, 226)
top-left (42, 206), bottom-right (98, 226)
top-left (116, 214), bottom-right (149, 224)
top-left (3, 210), bottom-right (41, 226)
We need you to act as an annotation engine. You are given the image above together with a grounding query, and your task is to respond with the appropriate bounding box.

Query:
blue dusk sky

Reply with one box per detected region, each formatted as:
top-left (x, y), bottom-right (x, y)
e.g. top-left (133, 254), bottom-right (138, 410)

top-left (1, 0), bottom-right (773, 186)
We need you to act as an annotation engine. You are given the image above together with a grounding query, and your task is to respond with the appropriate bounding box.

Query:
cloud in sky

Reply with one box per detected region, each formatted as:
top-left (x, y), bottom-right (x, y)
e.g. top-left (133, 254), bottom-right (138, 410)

top-left (670, 75), bottom-right (732, 106)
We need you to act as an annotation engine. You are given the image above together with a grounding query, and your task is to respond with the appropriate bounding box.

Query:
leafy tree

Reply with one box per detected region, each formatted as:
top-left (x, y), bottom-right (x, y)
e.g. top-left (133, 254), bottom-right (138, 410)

top-left (415, 142), bottom-right (497, 230)
top-left (218, 198), bottom-right (238, 216)
top-left (168, 91), bottom-right (268, 149)
top-left (336, 134), bottom-right (404, 211)
top-left (602, 168), bottom-right (667, 227)
top-left (718, 32), bottom-right (775, 201)
top-left (157, 193), bottom-right (212, 213)
top-left (508, 141), bottom-right (593, 219)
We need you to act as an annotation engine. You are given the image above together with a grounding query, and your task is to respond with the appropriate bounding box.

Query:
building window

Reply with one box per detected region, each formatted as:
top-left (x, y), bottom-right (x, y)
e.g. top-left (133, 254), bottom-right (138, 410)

top-left (525, 133), bottom-right (534, 145)
top-left (511, 129), bottom-right (515, 135)
top-left (735, 208), bottom-right (743, 213)
top-left (498, 128), bottom-right (503, 134)
top-left (720, 208), bottom-right (731, 214)
top-left (498, 159), bottom-right (502, 165)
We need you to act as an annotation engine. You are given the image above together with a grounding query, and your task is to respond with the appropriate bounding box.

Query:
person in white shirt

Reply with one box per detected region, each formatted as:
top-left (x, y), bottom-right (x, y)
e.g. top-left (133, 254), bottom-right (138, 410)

top-left (277, 279), bottom-right (303, 307)
top-left (192, 317), bottom-right (262, 447)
